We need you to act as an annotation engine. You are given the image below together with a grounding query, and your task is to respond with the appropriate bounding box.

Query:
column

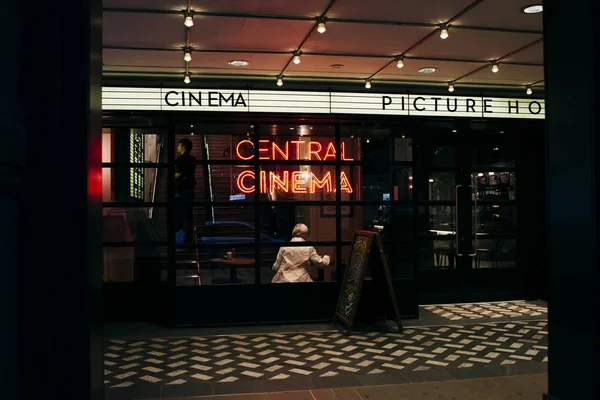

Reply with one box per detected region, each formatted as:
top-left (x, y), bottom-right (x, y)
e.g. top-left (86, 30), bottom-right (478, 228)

top-left (544, 0), bottom-right (599, 399)
top-left (1, 0), bottom-right (103, 398)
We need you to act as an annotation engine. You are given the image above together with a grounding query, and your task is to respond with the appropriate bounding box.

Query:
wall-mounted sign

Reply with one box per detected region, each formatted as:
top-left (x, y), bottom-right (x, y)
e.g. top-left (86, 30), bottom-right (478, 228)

top-left (103, 87), bottom-right (545, 119)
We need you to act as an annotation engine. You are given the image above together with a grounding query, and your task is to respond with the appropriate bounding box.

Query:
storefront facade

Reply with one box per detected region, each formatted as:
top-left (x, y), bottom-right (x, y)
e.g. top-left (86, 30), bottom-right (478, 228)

top-left (102, 85), bottom-right (546, 327)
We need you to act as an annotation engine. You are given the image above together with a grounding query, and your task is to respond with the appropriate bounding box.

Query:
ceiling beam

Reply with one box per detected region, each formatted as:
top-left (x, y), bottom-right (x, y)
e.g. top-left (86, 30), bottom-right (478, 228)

top-left (102, 45), bottom-right (544, 67)
top-left (276, 0), bottom-right (339, 80)
top-left (102, 7), bottom-right (543, 35)
top-left (452, 38), bottom-right (544, 85)
top-left (366, 0), bottom-right (489, 81)
top-left (101, 69), bottom-right (545, 92)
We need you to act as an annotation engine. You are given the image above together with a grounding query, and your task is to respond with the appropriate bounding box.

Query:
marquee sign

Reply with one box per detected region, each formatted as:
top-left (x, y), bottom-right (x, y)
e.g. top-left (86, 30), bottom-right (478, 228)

top-left (103, 87), bottom-right (545, 119)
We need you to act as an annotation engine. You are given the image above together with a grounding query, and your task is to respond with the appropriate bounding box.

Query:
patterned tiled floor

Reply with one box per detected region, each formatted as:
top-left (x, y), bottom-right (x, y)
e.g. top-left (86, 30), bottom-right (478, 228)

top-left (422, 301), bottom-right (548, 321)
top-left (104, 320), bottom-right (548, 389)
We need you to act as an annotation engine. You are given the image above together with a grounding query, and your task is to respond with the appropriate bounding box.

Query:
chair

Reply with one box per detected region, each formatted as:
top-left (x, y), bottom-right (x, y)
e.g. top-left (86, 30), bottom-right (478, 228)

top-left (476, 239), bottom-right (500, 268)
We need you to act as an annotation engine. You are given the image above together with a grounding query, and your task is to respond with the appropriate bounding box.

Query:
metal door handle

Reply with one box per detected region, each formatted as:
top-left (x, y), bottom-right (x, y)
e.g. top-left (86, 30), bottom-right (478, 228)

top-left (455, 185), bottom-right (462, 256)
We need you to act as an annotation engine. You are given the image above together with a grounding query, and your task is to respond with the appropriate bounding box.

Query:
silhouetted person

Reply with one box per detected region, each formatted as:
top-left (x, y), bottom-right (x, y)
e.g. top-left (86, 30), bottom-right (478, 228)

top-left (174, 138), bottom-right (196, 243)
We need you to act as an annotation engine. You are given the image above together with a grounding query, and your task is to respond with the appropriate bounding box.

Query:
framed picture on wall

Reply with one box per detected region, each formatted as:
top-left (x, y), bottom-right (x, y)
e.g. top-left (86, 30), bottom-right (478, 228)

top-left (321, 192), bottom-right (353, 217)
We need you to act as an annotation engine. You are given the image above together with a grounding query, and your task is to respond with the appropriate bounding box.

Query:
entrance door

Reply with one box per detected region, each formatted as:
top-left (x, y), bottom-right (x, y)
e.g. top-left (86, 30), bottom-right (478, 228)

top-left (415, 129), bottom-right (520, 303)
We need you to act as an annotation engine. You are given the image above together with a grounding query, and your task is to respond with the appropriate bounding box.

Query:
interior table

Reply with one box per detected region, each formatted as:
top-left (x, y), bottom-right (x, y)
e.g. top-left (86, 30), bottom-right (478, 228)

top-left (208, 257), bottom-right (255, 283)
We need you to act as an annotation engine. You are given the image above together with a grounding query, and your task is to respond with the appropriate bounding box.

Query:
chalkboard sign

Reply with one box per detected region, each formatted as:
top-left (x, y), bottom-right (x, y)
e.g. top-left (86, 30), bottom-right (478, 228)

top-left (334, 230), bottom-right (403, 335)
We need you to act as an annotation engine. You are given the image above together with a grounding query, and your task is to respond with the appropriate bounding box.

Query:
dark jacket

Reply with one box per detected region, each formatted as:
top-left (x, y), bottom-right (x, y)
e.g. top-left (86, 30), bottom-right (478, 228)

top-left (175, 152), bottom-right (197, 193)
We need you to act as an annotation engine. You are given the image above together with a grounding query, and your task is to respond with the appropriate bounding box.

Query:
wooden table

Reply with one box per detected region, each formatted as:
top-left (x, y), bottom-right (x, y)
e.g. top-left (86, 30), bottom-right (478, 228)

top-left (209, 257), bottom-right (255, 283)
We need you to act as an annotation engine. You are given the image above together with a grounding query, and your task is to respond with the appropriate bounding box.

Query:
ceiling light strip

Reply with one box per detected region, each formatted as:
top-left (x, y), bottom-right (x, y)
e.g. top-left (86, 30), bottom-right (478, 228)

top-left (102, 70), bottom-right (545, 90)
top-left (102, 8), bottom-right (540, 36)
top-left (495, 38), bottom-right (544, 62)
top-left (101, 45), bottom-right (544, 67)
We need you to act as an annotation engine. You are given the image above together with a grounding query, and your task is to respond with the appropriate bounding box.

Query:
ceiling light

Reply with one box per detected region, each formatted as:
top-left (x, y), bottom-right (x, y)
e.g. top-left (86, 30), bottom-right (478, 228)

top-left (492, 62), bottom-right (499, 73)
top-left (184, 73), bottom-right (190, 84)
top-left (329, 64), bottom-right (344, 69)
top-left (439, 25), bottom-right (449, 39)
top-left (183, 48), bottom-right (192, 62)
top-left (293, 54), bottom-right (301, 64)
top-left (526, 85), bottom-right (533, 95)
top-left (448, 83), bottom-right (455, 92)
top-left (396, 57), bottom-right (404, 69)
top-left (277, 77), bottom-right (283, 87)
top-left (228, 60), bottom-right (249, 67)
top-left (521, 4), bottom-right (543, 14)
top-left (317, 21), bottom-right (326, 33)
top-left (419, 67), bottom-right (438, 74)
top-left (184, 13), bottom-right (194, 27)
top-left (365, 79), bottom-right (372, 89)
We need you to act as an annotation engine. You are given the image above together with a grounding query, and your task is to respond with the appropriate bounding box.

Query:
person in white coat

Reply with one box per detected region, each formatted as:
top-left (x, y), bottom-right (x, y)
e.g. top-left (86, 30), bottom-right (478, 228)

top-left (272, 224), bottom-right (330, 283)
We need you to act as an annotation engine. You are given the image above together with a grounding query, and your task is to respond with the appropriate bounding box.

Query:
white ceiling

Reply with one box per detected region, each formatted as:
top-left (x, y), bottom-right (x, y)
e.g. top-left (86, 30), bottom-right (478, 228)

top-left (103, 0), bottom-right (545, 92)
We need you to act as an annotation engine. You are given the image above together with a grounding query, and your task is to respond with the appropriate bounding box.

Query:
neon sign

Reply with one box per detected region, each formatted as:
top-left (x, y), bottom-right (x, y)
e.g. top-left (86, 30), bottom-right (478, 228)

top-left (236, 170), bottom-right (353, 194)
top-left (235, 139), bottom-right (354, 161)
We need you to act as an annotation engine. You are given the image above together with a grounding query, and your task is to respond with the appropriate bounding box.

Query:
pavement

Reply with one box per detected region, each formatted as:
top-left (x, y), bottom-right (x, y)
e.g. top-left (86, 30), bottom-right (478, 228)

top-left (103, 300), bottom-right (548, 400)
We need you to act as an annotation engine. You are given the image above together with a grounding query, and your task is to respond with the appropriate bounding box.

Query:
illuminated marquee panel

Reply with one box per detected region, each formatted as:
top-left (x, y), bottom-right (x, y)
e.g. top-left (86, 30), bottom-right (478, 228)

top-left (102, 87), bottom-right (545, 119)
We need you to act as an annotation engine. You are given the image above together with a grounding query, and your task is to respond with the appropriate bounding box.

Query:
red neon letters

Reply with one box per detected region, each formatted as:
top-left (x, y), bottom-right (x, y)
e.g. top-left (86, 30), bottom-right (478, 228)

top-left (235, 139), bottom-right (354, 161)
top-left (236, 170), bottom-right (353, 194)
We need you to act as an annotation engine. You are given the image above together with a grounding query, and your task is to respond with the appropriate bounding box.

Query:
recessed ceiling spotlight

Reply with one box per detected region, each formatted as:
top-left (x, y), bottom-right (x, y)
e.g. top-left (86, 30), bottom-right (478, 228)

top-left (330, 64), bottom-right (344, 69)
top-left (419, 67), bottom-right (438, 74)
top-left (521, 4), bottom-right (543, 14)
top-left (228, 60), bottom-right (249, 67)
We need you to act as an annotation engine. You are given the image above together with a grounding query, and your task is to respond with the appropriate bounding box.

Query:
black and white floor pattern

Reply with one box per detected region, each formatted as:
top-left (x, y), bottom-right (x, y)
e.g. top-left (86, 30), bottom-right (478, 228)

top-left (104, 320), bottom-right (548, 389)
top-left (422, 301), bottom-right (548, 321)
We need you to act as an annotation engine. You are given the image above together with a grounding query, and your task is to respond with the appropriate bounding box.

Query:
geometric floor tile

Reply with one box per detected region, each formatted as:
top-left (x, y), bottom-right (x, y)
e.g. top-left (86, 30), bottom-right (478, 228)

top-left (104, 319), bottom-right (548, 388)
top-left (422, 300), bottom-right (548, 321)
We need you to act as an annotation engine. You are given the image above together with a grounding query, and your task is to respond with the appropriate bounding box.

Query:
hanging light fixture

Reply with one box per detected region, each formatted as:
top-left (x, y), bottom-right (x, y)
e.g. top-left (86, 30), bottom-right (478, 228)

top-left (293, 51), bottom-right (301, 64)
top-left (184, 13), bottom-right (194, 27)
top-left (448, 82), bottom-right (455, 92)
top-left (317, 19), bottom-right (326, 33)
top-left (526, 85), bottom-right (533, 95)
top-left (439, 24), bottom-right (449, 39)
top-left (492, 62), bottom-right (499, 73)
top-left (396, 56), bottom-right (404, 69)
top-left (184, 73), bottom-right (190, 84)
top-left (365, 79), bottom-right (372, 89)
top-left (183, 48), bottom-right (192, 62)
top-left (277, 77), bottom-right (283, 87)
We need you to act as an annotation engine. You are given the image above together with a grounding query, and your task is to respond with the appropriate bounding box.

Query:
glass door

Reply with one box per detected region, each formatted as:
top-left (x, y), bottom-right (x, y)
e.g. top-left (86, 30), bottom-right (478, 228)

top-left (415, 130), bottom-right (520, 302)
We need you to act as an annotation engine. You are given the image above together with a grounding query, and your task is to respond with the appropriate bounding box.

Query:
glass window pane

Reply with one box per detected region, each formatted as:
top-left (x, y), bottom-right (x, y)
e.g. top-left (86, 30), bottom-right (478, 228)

top-left (196, 243), bottom-right (257, 285)
top-left (473, 171), bottom-right (516, 200)
top-left (103, 207), bottom-right (167, 242)
top-left (102, 167), bottom-right (170, 204)
top-left (259, 242), bottom-right (336, 284)
top-left (419, 239), bottom-right (455, 270)
top-left (428, 171), bottom-right (455, 201)
top-left (104, 246), bottom-right (167, 283)
top-left (476, 205), bottom-right (516, 234)
top-left (432, 146), bottom-right (455, 167)
top-left (473, 238), bottom-right (517, 269)
top-left (472, 142), bottom-right (516, 168)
